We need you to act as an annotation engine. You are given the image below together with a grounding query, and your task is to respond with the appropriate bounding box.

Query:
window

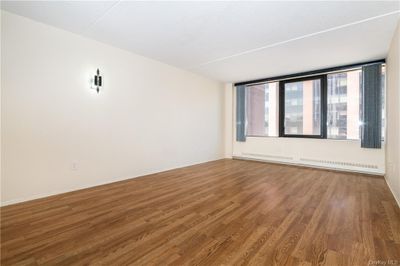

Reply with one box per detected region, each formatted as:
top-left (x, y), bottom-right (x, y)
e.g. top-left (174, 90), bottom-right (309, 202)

top-left (236, 61), bottom-right (386, 142)
top-left (245, 82), bottom-right (279, 137)
top-left (327, 68), bottom-right (385, 140)
top-left (280, 77), bottom-right (325, 137)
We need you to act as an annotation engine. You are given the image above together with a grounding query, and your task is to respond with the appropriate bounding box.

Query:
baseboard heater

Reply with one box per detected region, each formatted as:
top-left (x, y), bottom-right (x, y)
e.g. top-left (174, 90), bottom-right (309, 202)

top-left (299, 158), bottom-right (378, 169)
top-left (235, 152), bottom-right (383, 175)
top-left (241, 152), bottom-right (293, 161)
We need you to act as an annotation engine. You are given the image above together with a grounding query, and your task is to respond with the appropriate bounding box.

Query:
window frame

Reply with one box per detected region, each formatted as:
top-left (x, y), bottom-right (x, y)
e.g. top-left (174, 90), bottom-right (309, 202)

top-left (279, 75), bottom-right (327, 139)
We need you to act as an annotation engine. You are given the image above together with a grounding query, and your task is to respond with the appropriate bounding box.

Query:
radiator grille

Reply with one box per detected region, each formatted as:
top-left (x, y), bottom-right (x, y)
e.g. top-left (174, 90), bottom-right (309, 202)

top-left (299, 158), bottom-right (378, 169)
top-left (241, 152), bottom-right (293, 161)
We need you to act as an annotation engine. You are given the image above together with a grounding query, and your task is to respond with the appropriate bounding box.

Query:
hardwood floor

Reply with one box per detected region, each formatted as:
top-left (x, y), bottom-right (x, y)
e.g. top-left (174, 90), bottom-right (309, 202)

top-left (1, 159), bottom-right (400, 265)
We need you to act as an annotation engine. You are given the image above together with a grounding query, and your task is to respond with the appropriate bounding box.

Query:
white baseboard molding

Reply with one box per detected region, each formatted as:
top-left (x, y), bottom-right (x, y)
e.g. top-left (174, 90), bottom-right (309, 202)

top-left (1, 157), bottom-right (223, 207)
top-left (384, 177), bottom-right (400, 208)
top-left (233, 155), bottom-right (384, 176)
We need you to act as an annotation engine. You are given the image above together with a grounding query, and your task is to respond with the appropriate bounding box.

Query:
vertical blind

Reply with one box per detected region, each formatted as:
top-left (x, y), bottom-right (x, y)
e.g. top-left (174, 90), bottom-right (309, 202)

top-left (236, 85), bottom-right (246, 142)
top-left (361, 63), bottom-right (382, 149)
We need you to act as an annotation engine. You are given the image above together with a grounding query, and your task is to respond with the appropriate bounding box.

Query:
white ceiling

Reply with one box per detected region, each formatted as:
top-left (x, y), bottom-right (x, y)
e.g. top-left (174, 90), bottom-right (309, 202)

top-left (2, 1), bottom-right (400, 83)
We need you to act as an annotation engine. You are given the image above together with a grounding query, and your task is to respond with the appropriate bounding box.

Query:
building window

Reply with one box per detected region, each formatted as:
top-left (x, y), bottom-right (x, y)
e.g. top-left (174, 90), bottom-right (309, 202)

top-left (280, 76), bottom-right (324, 138)
top-left (245, 82), bottom-right (279, 137)
top-left (236, 61), bottom-right (385, 142)
top-left (327, 68), bottom-right (385, 140)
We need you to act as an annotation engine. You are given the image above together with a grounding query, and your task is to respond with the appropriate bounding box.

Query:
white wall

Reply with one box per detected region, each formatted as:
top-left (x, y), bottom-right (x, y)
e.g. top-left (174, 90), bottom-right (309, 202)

top-left (385, 21), bottom-right (400, 206)
top-left (223, 83), bottom-right (233, 158)
top-left (225, 83), bottom-right (386, 175)
top-left (1, 11), bottom-right (224, 205)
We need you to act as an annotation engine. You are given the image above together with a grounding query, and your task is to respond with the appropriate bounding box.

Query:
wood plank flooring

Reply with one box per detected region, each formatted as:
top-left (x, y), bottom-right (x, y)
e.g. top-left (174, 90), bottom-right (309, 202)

top-left (1, 159), bottom-right (400, 265)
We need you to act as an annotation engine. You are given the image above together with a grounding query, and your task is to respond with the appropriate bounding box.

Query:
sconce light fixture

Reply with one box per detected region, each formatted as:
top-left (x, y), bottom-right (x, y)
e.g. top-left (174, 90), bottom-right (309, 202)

top-left (92, 68), bottom-right (102, 93)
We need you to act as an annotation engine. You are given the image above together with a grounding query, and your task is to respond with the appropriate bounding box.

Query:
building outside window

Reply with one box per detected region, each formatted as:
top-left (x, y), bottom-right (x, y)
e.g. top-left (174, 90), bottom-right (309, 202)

top-left (243, 66), bottom-right (385, 140)
top-left (283, 79), bottom-right (321, 136)
top-left (245, 82), bottom-right (279, 137)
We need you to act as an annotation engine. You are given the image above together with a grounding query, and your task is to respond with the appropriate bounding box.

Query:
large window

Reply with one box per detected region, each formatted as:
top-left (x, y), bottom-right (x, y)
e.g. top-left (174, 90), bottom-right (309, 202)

top-left (280, 77), bottom-right (324, 137)
top-left (240, 61), bottom-right (385, 141)
top-left (245, 82), bottom-right (279, 137)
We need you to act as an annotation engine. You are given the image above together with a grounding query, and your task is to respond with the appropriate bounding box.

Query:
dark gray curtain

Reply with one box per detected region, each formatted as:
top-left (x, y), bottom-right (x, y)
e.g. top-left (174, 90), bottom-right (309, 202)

top-left (361, 63), bottom-right (382, 148)
top-left (236, 85), bottom-right (246, 142)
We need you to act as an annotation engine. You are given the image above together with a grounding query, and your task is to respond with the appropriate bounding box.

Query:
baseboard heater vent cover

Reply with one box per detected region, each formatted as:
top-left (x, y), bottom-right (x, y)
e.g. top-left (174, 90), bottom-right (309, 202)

top-left (299, 158), bottom-right (378, 169)
top-left (242, 152), bottom-right (293, 161)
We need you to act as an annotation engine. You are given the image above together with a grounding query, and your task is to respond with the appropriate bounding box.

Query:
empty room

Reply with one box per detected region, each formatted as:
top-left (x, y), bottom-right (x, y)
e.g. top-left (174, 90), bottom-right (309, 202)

top-left (1, 1), bottom-right (400, 265)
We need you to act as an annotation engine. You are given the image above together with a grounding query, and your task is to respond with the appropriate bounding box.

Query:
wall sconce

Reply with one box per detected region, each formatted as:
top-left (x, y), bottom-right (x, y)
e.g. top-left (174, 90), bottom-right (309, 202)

top-left (91, 68), bottom-right (102, 93)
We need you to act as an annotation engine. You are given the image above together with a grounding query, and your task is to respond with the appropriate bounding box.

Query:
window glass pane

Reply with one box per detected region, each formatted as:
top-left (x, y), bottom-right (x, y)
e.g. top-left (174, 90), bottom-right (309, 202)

top-left (327, 70), bottom-right (361, 139)
top-left (284, 79), bottom-right (321, 135)
top-left (245, 82), bottom-right (279, 136)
